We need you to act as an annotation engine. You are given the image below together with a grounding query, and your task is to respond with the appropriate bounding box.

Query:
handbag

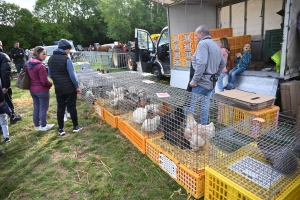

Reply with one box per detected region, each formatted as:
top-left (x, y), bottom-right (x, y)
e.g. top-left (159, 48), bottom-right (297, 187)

top-left (16, 65), bottom-right (30, 90)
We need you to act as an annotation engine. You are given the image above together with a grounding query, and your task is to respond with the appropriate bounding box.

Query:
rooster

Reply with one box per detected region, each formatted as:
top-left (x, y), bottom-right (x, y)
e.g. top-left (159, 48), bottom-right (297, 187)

top-left (184, 113), bottom-right (215, 151)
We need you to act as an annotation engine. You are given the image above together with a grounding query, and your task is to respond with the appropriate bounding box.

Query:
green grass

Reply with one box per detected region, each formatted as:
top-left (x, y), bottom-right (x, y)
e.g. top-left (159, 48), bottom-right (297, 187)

top-left (0, 79), bottom-right (198, 200)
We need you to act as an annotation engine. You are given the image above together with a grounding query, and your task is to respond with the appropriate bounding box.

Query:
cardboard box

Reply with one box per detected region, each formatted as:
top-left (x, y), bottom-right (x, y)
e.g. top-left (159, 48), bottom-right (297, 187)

top-left (280, 80), bottom-right (300, 117)
top-left (215, 89), bottom-right (276, 111)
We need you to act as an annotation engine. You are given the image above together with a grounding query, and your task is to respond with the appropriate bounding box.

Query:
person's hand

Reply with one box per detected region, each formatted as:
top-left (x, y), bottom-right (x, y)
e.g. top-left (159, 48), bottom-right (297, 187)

top-left (14, 54), bottom-right (16, 56)
top-left (2, 88), bottom-right (8, 94)
top-left (189, 81), bottom-right (197, 87)
top-left (0, 102), bottom-right (3, 106)
top-left (236, 53), bottom-right (242, 58)
top-left (76, 88), bottom-right (81, 94)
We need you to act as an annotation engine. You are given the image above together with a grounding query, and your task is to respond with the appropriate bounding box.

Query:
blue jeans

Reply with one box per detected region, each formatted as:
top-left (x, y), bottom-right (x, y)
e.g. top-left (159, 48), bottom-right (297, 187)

top-left (228, 67), bottom-right (245, 87)
top-left (185, 85), bottom-right (214, 125)
top-left (217, 72), bottom-right (227, 92)
top-left (31, 92), bottom-right (50, 127)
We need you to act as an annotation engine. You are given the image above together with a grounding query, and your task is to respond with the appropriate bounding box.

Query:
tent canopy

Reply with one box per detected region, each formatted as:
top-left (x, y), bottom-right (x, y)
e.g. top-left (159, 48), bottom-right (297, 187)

top-left (149, 0), bottom-right (245, 7)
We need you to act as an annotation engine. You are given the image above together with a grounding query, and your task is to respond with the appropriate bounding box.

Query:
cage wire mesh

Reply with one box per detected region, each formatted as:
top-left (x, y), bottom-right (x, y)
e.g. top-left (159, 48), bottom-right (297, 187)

top-left (92, 71), bottom-right (155, 115)
top-left (217, 102), bottom-right (280, 138)
top-left (209, 121), bottom-right (300, 200)
top-left (111, 79), bottom-right (234, 172)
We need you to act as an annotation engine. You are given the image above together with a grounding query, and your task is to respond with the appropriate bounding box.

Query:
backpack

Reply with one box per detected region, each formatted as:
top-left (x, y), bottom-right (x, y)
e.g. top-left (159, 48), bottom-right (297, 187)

top-left (225, 50), bottom-right (232, 72)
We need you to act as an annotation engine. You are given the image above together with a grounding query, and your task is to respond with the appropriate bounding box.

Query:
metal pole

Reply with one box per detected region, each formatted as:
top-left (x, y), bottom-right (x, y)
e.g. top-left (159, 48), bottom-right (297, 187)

top-left (280, 0), bottom-right (291, 78)
top-left (244, 0), bottom-right (248, 35)
top-left (229, 5), bottom-right (232, 28)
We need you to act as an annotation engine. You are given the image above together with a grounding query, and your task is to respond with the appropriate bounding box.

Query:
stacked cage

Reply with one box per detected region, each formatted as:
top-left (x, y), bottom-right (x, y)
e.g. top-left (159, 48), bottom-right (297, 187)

top-left (206, 121), bottom-right (300, 200)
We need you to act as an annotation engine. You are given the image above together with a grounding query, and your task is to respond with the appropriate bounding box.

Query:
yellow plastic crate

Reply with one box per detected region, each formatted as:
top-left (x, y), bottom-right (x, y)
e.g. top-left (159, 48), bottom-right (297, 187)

top-left (206, 145), bottom-right (300, 200)
top-left (102, 108), bottom-right (119, 128)
top-left (146, 139), bottom-right (205, 199)
top-left (205, 166), bottom-right (300, 200)
top-left (218, 104), bottom-right (279, 137)
top-left (195, 28), bottom-right (233, 40)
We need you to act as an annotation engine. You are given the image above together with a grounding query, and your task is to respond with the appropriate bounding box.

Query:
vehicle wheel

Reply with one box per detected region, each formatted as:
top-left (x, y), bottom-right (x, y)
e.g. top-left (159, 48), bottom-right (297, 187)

top-left (126, 52), bottom-right (137, 71)
top-left (112, 47), bottom-right (126, 68)
top-left (152, 65), bottom-right (162, 81)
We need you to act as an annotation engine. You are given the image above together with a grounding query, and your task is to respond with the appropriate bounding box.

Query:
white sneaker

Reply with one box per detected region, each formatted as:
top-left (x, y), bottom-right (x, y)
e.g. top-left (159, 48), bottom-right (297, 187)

top-left (64, 114), bottom-right (67, 122)
top-left (67, 113), bottom-right (71, 118)
top-left (40, 124), bottom-right (55, 131)
top-left (35, 126), bottom-right (41, 131)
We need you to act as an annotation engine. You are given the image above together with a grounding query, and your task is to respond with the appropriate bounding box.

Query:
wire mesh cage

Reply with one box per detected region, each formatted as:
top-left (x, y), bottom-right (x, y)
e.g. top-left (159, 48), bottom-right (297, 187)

top-left (209, 121), bottom-right (300, 200)
top-left (111, 79), bottom-right (234, 172)
top-left (91, 71), bottom-right (155, 115)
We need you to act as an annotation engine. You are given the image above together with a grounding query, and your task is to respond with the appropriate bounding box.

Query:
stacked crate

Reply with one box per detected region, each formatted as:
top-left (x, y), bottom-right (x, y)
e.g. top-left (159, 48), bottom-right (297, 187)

top-left (171, 32), bottom-right (196, 67)
top-left (206, 122), bottom-right (300, 200)
top-left (213, 35), bottom-right (252, 67)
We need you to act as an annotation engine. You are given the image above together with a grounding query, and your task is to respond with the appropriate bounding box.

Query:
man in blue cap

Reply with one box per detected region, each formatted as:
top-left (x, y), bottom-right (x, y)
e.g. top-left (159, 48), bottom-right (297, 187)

top-left (48, 39), bottom-right (83, 136)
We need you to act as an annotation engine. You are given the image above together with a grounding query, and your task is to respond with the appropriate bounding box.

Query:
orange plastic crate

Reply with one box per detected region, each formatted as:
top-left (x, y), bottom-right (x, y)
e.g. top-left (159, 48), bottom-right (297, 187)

top-left (118, 119), bottom-right (147, 154)
top-left (213, 35), bottom-right (251, 47)
top-left (195, 28), bottom-right (233, 40)
top-left (181, 59), bottom-right (192, 67)
top-left (172, 58), bottom-right (182, 66)
top-left (182, 32), bottom-right (194, 43)
top-left (171, 42), bottom-right (182, 51)
top-left (146, 139), bottom-right (205, 199)
top-left (172, 50), bottom-right (181, 59)
top-left (94, 102), bottom-right (103, 119)
top-left (171, 34), bottom-right (183, 43)
top-left (181, 51), bottom-right (194, 59)
top-left (102, 108), bottom-right (119, 128)
top-left (183, 42), bottom-right (196, 51)
top-left (210, 28), bottom-right (233, 38)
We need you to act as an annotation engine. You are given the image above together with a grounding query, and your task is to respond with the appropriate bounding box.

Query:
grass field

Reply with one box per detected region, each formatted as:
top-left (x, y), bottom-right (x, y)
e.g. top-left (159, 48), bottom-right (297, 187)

top-left (0, 78), bottom-right (197, 200)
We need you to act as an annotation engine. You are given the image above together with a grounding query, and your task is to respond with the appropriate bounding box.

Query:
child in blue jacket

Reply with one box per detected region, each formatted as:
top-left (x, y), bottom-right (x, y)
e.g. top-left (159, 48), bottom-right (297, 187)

top-left (224, 43), bottom-right (252, 90)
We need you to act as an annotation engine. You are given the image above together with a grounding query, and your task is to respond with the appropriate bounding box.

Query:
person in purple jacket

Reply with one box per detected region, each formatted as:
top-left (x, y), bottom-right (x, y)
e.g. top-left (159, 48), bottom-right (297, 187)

top-left (26, 46), bottom-right (54, 131)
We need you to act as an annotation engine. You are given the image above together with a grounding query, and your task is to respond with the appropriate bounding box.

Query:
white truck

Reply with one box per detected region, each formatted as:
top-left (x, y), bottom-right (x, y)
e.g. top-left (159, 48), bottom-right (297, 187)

top-left (144, 0), bottom-right (300, 97)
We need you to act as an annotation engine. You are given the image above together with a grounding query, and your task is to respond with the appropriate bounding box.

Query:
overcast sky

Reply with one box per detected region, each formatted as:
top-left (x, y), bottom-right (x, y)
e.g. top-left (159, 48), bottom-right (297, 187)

top-left (6, 0), bottom-right (36, 11)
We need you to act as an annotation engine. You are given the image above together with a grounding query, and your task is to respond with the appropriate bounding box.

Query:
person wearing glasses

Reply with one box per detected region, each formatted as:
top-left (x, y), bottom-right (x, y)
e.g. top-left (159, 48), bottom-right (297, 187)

top-left (26, 46), bottom-right (54, 131)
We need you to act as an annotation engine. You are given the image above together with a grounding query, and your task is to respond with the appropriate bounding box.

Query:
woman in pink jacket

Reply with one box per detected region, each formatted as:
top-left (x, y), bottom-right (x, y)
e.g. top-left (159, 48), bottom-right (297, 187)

top-left (216, 38), bottom-right (230, 92)
top-left (26, 46), bottom-right (54, 131)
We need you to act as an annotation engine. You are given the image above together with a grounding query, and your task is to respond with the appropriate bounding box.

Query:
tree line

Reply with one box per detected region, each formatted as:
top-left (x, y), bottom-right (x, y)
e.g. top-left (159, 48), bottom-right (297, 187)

top-left (0, 0), bottom-right (167, 51)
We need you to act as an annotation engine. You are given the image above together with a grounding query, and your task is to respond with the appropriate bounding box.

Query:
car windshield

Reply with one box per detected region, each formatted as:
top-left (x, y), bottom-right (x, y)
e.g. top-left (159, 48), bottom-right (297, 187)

top-left (44, 46), bottom-right (57, 56)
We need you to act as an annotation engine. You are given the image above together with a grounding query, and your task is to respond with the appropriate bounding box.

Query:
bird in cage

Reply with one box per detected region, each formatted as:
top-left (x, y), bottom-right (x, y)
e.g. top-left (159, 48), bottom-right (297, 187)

top-left (133, 107), bottom-right (148, 124)
top-left (85, 90), bottom-right (96, 104)
top-left (160, 106), bottom-right (191, 149)
top-left (184, 113), bottom-right (215, 151)
top-left (142, 115), bottom-right (160, 132)
top-left (258, 140), bottom-right (298, 175)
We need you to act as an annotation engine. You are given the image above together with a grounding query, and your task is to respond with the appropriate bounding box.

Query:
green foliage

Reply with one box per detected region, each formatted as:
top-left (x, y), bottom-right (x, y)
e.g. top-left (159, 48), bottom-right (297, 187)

top-left (0, 0), bottom-right (167, 50)
top-left (100, 0), bottom-right (167, 43)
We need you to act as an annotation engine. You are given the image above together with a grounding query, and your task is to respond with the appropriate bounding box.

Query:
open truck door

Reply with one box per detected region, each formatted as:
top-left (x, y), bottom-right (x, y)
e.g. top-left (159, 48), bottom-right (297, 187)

top-left (134, 28), bottom-right (155, 73)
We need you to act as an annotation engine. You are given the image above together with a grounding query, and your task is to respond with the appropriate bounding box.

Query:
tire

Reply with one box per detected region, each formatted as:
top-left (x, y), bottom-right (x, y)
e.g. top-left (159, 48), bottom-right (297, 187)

top-left (126, 52), bottom-right (137, 71)
top-left (112, 47), bottom-right (126, 68)
top-left (152, 65), bottom-right (162, 81)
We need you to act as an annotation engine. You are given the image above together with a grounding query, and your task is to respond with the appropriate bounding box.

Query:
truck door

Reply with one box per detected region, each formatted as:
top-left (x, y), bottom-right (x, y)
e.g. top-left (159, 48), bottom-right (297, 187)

top-left (135, 28), bottom-right (155, 73)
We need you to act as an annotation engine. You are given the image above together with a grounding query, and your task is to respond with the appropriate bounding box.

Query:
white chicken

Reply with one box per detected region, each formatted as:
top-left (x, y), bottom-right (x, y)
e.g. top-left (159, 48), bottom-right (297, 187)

top-left (142, 115), bottom-right (160, 132)
top-left (184, 113), bottom-right (215, 151)
top-left (133, 107), bottom-right (148, 124)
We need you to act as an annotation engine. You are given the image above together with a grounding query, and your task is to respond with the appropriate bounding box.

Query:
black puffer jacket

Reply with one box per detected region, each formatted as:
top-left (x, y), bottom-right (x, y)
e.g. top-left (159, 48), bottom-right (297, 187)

top-left (48, 50), bottom-right (75, 94)
top-left (0, 52), bottom-right (12, 89)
